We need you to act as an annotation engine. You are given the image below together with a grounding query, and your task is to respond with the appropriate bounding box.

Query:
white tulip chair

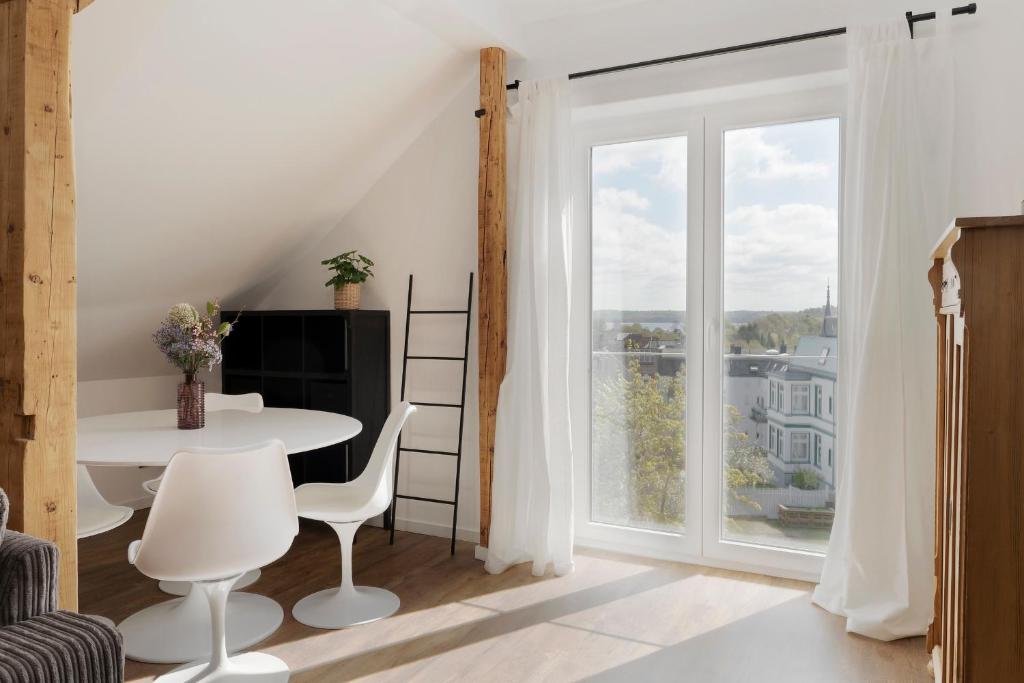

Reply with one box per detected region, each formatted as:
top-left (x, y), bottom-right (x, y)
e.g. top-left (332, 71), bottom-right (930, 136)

top-left (120, 440), bottom-right (297, 673)
top-left (144, 392), bottom-right (265, 596)
top-left (292, 402), bottom-right (415, 629)
top-left (77, 464), bottom-right (133, 539)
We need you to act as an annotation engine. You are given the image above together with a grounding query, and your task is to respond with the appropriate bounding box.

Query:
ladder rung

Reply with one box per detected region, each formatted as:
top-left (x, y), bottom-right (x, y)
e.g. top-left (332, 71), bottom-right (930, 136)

top-left (407, 355), bottom-right (465, 361)
top-left (400, 447), bottom-right (459, 457)
top-left (409, 310), bottom-right (470, 315)
top-left (410, 401), bottom-right (462, 408)
top-left (395, 494), bottom-right (456, 505)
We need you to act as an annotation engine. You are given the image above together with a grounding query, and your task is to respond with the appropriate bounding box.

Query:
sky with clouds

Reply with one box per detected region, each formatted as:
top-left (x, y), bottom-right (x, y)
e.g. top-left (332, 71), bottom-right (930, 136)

top-left (592, 118), bottom-right (839, 313)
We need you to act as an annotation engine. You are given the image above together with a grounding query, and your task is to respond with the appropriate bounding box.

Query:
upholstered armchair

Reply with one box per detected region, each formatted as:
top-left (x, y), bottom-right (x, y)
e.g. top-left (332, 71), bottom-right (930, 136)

top-left (0, 488), bottom-right (124, 682)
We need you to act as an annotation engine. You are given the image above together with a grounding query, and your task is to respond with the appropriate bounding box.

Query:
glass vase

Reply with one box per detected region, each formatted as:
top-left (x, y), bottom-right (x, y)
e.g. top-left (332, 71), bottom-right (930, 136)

top-left (177, 375), bottom-right (205, 430)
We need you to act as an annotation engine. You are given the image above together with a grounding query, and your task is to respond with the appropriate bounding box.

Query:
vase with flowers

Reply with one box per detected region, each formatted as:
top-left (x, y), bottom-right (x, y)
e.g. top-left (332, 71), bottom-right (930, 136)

top-left (153, 300), bottom-right (238, 429)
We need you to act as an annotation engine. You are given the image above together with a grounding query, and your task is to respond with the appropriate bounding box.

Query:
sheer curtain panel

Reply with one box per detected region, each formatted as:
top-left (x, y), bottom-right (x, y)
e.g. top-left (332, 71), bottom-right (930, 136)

top-left (484, 79), bottom-right (574, 577)
top-left (813, 19), bottom-right (954, 640)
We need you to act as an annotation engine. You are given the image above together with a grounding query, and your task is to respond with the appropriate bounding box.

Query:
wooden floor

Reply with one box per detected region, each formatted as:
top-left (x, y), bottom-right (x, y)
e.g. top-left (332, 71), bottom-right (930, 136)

top-left (80, 512), bottom-right (930, 682)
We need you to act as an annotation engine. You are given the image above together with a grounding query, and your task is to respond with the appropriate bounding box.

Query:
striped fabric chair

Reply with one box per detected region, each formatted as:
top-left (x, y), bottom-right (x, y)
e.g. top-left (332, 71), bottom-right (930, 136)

top-left (0, 488), bottom-right (124, 682)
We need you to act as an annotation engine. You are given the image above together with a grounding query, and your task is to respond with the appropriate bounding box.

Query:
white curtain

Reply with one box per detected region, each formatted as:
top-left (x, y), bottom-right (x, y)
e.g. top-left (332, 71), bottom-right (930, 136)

top-left (813, 19), bottom-right (954, 640)
top-left (484, 79), bottom-right (574, 577)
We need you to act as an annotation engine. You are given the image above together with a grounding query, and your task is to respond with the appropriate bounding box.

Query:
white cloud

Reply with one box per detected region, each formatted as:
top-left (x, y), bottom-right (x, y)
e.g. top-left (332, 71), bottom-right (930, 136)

top-left (595, 187), bottom-right (650, 212)
top-left (592, 186), bottom-right (686, 311)
top-left (593, 136), bottom-right (688, 191)
top-left (724, 203), bottom-right (838, 311)
top-left (725, 128), bottom-right (829, 181)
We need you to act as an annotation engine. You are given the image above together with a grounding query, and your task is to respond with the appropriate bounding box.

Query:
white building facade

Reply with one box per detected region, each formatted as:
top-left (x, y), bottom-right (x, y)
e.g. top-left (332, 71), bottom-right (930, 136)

top-left (725, 289), bottom-right (839, 490)
top-left (765, 334), bottom-right (838, 489)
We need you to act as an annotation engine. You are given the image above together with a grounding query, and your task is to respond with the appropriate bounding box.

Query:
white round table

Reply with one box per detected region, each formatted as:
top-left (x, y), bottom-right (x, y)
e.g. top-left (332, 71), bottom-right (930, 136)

top-left (78, 407), bottom-right (362, 664)
top-left (78, 407), bottom-right (361, 466)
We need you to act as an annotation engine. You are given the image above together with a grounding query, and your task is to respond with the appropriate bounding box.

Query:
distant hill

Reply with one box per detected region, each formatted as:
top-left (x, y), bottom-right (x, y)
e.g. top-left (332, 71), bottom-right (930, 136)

top-left (726, 307), bottom-right (835, 352)
top-left (725, 310), bottom-right (773, 324)
top-left (594, 310), bottom-right (685, 324)
top-left (594, 307), bottom-right (836, 353)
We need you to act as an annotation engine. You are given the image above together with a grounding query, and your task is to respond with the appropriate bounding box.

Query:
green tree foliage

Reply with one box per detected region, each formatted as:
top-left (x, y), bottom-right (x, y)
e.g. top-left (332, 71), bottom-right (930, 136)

top-left (592, 358), bottom-right (775, 528)
top-left (724, 307), bottom-right (830, 352)
top-left (619, 323), bottom-right (682, 342)
top-left (592, 357), bottom-right (686, 528)
top-left (723, 405), bottom-right (775, 510)
top-left (791, 468), bottom-right (820, 490)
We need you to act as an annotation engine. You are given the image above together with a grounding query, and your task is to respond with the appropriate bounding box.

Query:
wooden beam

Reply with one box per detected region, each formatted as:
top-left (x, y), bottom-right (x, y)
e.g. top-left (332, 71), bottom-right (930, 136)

top-left (0, 0), bottom-right (93, 9)
top-left (477, 47), bottom-right (507, 549)
top-left (0, 0), bottom-right (78, 609)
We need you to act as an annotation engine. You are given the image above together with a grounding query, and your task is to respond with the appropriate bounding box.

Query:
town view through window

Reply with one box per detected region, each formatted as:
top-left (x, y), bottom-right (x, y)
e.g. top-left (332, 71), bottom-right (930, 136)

top-left (591, 118), bottom-right (840, 554)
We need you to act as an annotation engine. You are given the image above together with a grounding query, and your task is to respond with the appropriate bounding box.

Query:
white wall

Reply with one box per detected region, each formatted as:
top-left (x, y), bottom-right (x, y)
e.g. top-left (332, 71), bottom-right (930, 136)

top-left (253, 80), bottom-right (481, 542)
top-left (71, 0), bottom-right (475, 381)
top-left (940, 0), bottom-right (1024, 217)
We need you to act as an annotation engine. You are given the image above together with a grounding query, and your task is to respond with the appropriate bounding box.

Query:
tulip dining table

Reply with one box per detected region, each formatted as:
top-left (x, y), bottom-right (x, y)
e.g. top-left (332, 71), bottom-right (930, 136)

top-left (78, 407), bottom-right (362, 665)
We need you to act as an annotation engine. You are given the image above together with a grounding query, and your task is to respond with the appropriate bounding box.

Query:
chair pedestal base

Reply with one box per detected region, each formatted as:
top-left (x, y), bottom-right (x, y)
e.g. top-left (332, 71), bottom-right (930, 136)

top-left (159, 569), bottom-right (261, 596)
top-left (292, 586), bottom-right (399, 629)
top-left (156, 652), bottom-right (289, 683)
top-left (119, 587), bottom-right (283, 664)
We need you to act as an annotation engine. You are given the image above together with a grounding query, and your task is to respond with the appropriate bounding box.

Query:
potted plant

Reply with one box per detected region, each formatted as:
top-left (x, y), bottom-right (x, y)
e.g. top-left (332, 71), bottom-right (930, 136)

top-left (153, 300), bottom-right (238, 429)
top-left (322, 250), bottom-right (374, 310)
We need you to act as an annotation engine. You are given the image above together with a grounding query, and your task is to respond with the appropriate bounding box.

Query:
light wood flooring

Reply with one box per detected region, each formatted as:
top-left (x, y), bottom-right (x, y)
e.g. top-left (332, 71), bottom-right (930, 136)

top-left (80, 512), bottom-right (931, 682)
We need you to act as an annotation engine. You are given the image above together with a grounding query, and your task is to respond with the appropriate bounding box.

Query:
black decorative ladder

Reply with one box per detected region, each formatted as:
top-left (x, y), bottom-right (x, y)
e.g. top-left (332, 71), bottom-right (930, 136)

top-left (388, 273), bottom-right (474, 555)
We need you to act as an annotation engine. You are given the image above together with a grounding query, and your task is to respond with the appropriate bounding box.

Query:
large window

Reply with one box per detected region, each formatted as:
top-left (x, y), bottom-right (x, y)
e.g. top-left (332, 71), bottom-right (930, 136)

top-left (717, 114), bottom-right (840, 558)
top-left (574, 87), bottom-right (842, 578)
top-left (590, 136), bottom-right (688, 534)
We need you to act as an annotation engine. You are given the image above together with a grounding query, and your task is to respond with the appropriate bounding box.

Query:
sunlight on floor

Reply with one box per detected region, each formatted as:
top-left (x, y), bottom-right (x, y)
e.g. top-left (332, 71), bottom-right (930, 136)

top-left (280, 550), bottom-right (815, 682)
top-left (111, 537), bottom-right (926, 683)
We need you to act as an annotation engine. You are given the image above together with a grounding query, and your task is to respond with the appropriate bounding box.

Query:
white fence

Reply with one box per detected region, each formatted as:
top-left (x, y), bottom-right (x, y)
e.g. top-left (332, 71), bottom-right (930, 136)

top-left (728, 486), bottom-right (834, 519)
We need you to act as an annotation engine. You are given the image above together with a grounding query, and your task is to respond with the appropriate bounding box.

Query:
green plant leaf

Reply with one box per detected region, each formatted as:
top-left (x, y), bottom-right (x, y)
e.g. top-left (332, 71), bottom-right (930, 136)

top-left (322, 250), bottom-right (374, 286)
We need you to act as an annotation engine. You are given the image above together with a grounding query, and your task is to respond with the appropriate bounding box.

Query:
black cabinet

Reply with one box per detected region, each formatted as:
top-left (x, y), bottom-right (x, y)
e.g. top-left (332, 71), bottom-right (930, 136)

top-left (220, 309), bottom-right (389, 486)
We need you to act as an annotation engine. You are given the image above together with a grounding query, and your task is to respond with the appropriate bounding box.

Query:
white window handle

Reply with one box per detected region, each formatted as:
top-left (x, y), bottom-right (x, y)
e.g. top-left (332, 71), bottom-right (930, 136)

top-left (705, 318), bottom-right (718, 354)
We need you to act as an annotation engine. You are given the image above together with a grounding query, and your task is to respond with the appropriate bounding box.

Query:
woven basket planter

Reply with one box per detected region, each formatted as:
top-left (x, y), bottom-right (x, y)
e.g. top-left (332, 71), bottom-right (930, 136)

top-left (334, 283), bottom-right (362, 310)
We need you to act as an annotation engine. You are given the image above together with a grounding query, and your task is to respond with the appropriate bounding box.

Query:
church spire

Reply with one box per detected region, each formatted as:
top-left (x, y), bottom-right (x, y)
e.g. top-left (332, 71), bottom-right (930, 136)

top-left (822, 281), bottom-right (838, 338)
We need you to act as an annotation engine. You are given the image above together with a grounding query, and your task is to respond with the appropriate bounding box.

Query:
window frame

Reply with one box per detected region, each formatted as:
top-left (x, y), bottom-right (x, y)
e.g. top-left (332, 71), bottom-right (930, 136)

top-left (570, 84), bottom-right (844, 582)
top-left (792, 384), bottom-right (810, 414)
top-left (791, 432), bottom-right (811, 463)
top-left (701, 86), bottom-right (844, 578)
top-left (571, 108), bottom-right (706, 563)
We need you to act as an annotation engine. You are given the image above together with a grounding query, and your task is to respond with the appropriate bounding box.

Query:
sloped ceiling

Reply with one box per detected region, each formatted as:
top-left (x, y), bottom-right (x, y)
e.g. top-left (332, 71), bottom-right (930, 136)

top-left (72, 0), bottom-right (478, 380)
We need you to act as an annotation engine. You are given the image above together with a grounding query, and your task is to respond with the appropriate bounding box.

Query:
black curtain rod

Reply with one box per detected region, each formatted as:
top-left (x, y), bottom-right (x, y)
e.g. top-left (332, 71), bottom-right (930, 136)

top-left (502, 3), bottom-right (976, 91)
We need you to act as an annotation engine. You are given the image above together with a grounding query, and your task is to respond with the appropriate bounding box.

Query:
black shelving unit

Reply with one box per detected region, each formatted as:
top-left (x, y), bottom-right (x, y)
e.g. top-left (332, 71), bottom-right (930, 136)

top-left (220, 309), bottom-right (390, 486)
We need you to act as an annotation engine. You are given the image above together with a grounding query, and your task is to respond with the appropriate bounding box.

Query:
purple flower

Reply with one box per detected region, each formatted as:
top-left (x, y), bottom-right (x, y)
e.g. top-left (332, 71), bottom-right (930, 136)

top-left (153, 300), bottom-right (237, 375)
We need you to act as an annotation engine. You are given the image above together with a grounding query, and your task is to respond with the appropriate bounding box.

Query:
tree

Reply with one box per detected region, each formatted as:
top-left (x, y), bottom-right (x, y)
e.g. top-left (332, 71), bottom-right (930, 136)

top-left (592, 357), bottom-right (685, 529)
top-left (622, 359), bottom-right (686, 525)
top-left (723, 405), bottom-right (775, 510)
top-left (592, 359), bottom-right (775, 528)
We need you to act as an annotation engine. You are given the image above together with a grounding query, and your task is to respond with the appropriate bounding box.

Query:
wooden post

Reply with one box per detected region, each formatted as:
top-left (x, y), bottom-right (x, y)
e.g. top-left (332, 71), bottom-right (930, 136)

top-left (0, 0), bottom-right (81, 609)
top-left (477, 47), bottom-right (507, 549)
